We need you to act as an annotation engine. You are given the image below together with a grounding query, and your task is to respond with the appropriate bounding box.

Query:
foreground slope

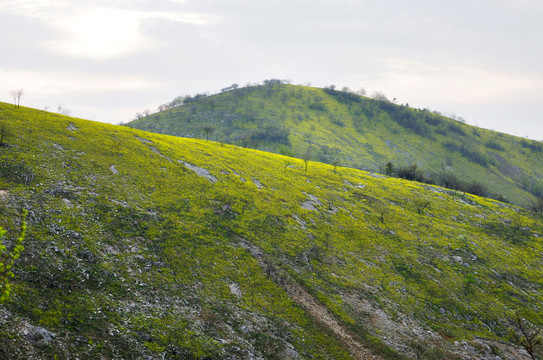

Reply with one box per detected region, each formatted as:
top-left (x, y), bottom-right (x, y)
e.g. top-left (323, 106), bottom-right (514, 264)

top-left (1, 102), bottom-right (543, 359)
top-left (128, 83), bottom-right (543, 207)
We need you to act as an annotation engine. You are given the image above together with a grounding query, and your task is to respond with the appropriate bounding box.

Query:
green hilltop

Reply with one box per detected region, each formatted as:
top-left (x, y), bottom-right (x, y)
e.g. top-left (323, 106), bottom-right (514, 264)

top-left (1, 102), bottom-right (543, 359)
top-left (127, 82), bottom-right (543, 208)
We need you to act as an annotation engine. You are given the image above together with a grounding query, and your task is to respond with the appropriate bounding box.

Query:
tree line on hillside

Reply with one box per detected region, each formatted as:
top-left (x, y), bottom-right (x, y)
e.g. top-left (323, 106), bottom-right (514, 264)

top-left (133, 79), bottom-right (373, 122)
top-left (383, 162), bottom-right (543, 213)
top-left (134, 79), bottom-right (297, 120)
top-left (382, 162), bottom-right (508, 202)
top-left (322, 86), bottom-right (471, 140)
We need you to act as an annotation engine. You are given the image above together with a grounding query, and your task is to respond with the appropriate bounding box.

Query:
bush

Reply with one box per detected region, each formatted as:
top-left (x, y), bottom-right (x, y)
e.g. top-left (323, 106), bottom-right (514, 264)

top-left (323, 88), bottom-right (361, 104)
top-left (448, 123), bottom-right (466, 136)
top-left (247, 125), bottom-right (290, 145)
top-left (378, 105), bottom-right (431, 136)
top-left (308, 102), bottom-right (327, 112)
top-left (520, 139), bottom-right (543, 152)
top-left (396, 165), bottom-right (425, 182)
top-left (443, 142), bottom-right (492, 167)
top-left (466, 182), bottom-right (488, 197)
top-left (530, 198), bottom-right (543, 216)
top-left (485, 139), bottom-right (505, 151)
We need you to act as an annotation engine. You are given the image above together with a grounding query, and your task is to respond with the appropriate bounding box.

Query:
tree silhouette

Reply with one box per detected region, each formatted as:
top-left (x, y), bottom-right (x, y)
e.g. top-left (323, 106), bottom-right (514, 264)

top-left (202, 125), bottom-right (215, 141)
top-left (9, 89), bottom-right (23, 108)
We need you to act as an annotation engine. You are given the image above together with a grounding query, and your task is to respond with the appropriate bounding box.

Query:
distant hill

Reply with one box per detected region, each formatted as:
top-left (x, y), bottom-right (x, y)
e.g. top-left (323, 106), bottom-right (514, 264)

top-left (127, 83), bottom-right (543, 207)
top-left (1, 102), bottom-right (542, 359)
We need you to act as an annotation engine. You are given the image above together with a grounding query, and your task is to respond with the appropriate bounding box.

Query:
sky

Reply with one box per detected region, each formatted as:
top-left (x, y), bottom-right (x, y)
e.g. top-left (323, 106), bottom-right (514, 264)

top-left (1, 0), bottom-right (542, 140)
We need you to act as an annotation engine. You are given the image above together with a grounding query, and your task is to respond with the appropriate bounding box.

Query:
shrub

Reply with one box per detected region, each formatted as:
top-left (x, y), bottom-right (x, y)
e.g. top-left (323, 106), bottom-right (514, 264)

top-left (520, 139), bottom-right (543, 153)
top-left (530, 197), bottom-right (543, 216)
top-left (243, 125), bottom-right (290, 146)
top-left (323, 88), bottom-right (361, 104)
top-left (485, 139), bottom-right (505, 151)
top-left (443, 142), bottom-right (493, 167)
top-left (448, 123), bottom-right (466, 136)
top-left (396, 165), bottom-right (425, 182)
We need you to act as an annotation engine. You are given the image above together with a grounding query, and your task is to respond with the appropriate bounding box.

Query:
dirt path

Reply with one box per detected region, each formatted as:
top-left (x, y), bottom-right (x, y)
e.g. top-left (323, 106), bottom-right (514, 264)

top-left (238, 238), bottom-right (381, 360)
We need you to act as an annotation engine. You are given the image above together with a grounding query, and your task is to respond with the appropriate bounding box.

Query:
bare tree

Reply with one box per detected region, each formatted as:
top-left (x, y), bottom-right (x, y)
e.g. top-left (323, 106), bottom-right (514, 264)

top-left (332, 158), bottom-right (340, 174)
top-left (202, 125), bottom-right (215, 141)
top-left (9, 89), bottom-right (23, 108)
top-left (372, 91), bottom-right (390, 102)
top-left (9, 91), bottom-right (16, 106)
top-left (302, 145), bottom-right (312, 171)
top-left (57, 104), bottom-right (71, 116)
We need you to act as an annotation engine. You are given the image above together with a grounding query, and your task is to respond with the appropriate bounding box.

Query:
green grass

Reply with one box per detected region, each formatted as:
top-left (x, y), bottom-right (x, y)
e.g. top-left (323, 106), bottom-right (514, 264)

top-left (0, 102), bottom-right (542, 359)
top-left (128, 83), bottom-right (543, 207)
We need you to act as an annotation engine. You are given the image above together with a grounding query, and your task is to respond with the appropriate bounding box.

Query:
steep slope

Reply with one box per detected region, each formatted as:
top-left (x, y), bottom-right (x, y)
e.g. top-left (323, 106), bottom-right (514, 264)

top-left (127, 83), bottom-right (543, 207)
top-left (1, 102), bottom-right (543, 359)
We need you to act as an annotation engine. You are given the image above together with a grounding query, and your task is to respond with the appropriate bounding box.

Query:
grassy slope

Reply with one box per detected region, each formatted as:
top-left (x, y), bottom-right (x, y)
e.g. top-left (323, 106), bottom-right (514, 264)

top-left (1, 102), bottom-right (542, 359)
top-left (127, 84), bottom-right (543, 207)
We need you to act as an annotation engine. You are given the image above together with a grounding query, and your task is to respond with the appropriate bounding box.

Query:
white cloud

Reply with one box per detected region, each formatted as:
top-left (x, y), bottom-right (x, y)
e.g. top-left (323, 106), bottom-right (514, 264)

top-left (0, 1), bottom-right (217, 60)
top-left (0, 68), bottom-right (163, 98)
top-left (365, 60), bottom-right (543, 105)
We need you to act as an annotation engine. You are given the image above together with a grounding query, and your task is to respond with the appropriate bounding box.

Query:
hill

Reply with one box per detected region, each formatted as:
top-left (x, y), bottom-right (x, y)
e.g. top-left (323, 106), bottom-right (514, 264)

top-left (127, 83), bottom-right (543, 207)
top-left (1, 102), bottom-right (543, 359)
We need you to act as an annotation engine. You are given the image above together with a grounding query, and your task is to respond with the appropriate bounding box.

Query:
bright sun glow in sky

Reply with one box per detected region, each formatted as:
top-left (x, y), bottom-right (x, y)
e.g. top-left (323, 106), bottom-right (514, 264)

top-left (47, 8), bottom-right (153, 60)
top-left (0, 0), bottom-right (542, 139)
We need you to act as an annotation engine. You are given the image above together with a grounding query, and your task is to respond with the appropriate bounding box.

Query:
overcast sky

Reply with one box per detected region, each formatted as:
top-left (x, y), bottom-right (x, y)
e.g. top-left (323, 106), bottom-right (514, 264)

top-left (1, 0), bottom-right (542, 140)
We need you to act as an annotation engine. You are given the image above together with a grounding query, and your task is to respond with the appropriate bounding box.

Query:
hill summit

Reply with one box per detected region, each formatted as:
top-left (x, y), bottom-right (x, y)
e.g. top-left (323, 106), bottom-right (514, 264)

top-left (128, 82), bottom-right (543, 207)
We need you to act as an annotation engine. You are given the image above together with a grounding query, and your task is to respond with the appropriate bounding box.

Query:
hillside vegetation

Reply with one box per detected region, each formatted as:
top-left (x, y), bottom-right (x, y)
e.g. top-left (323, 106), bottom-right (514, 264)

top-left (128, 83), bottom-right (543, 207)
top-left (1, 102), bottom-right (543, 359)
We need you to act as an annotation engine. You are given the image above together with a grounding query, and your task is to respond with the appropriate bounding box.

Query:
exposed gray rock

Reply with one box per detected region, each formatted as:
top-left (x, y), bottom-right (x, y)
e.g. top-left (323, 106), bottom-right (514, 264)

top-left (301, 201), bottom-right (318, 211)
top-left (109, 165), bottom-right (119, 175)
top-left (293, 214), bottom-right (307, 229)
top-left (22, 324), bottom-right (55, 348)
top-left (452, 256), bottom-right (463, 263)
top-left (148, 146), bottom-right (172, 162)
top-left (179, 161), bottom-right (218, 183)
top-left (301, 193), bottom-right (322, 211)
top-left (229, 283), bottom-right (242, 298)
top-left (62, 198), bottom-right (72, 207)
top-left (134, 135), bottom-right (153, 144)
top-left (252, 178), bottom-right (263, 189)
